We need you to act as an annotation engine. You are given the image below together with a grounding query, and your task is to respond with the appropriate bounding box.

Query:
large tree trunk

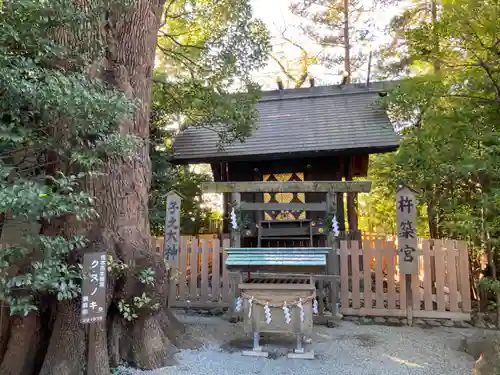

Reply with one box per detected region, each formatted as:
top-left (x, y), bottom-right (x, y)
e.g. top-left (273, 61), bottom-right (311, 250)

top-left (0, 1), bottom-right (196, 374)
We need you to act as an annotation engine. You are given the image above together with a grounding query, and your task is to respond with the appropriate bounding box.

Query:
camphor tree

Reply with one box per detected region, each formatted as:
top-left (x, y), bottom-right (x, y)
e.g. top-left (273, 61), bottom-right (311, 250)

top-left (149, 0), bottom-right (269, 235)
top-left (0, 1), bottom-right (269, 375)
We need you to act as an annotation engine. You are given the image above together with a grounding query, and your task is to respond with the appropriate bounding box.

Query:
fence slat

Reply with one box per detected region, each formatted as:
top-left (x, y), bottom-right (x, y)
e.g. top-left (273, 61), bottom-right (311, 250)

top-left (458, 241), bottom-right (472, 312)
top-left (340, 240), bottom-right (350, 309)
top-left (374, 240), bottom-right (384, 309)
top-left (190, 240), bottom-right (198, 301)
top-left (434, 240), bottom-right (446, 312)
top-left (362, 240), bottom-right (372, 309)
top-left (211, 239), bottom-right (221, 302)
top-left (351, 242), bottom-right (361, 309)
top-left (386, 241), bottom-right (396, 309)
top-left (222, 238), bottom-right (230, 303)
top-left (412, 273), bottom-right (420, 311)
top-left (399, 256), bottom-right (407, 310)
top-left (166, 246), bottom-right (178, 307)
top-left (201, 239), bottom-right (209, 302)
top-left (422, 240), bottom-right (433, 311)
top-left (447, 241), bottom-right (459, 312)
top-left (178, 237), bottom-right (187, 302)
top-left (317, 279), bottom-right (325, 314)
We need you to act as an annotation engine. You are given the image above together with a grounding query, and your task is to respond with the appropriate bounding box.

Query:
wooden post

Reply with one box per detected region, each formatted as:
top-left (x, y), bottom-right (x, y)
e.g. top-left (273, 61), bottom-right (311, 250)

top-left (229, 192), bottom-right (241, 321)
top-left (164, 190), bottom-right (182, 263)
top-left (396, 185), bottom-right (418, 326)
top-left (81, 252), bottom-right (107, 374)
top-left (326, 191), bottom-right (339, 315)
top-left (230, 192), bottom-right (241, 248)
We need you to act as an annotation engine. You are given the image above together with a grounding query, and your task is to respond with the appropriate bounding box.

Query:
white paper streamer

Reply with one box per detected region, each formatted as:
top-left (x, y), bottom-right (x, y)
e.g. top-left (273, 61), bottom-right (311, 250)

top-left (235, 296), bottom-right (242, 312)
top-left (297, 298), bottom-right (305, 323)
top-left (313, 298), bottom-right (318, 314)
top-left (283, 302), bottom-right (291, 324)
top-left (332, 215), bottom-right (340, 237)
top-left (264, 302), bottom-right (272, 324)
top-left (248, 297), bottom-right (253, 318)
top-left (230, 207), bottom-right (238, 229)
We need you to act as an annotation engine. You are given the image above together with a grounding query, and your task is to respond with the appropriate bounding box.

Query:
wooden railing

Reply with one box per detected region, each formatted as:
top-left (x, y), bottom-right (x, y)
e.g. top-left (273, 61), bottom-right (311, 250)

top-left (153, 236), bottom-right (472, 320)
top-left (337, 239), bottom-right (471, 321)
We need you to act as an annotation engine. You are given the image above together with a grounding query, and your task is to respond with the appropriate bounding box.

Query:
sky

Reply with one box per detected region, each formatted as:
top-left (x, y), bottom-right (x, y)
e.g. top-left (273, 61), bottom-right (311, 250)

top-left (198, 0), bottom-right (404, 213)
top-left (250, 0), bottom-right (403, 88)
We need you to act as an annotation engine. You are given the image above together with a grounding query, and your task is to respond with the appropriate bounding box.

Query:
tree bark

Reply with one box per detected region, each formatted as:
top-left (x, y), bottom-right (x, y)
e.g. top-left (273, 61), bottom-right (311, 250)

top-left (343, 0), bottom-right (351, 82)
top-left (0, 1), bottom-right (197, 374)
top-left (0, 314), bottom-right (43, 375)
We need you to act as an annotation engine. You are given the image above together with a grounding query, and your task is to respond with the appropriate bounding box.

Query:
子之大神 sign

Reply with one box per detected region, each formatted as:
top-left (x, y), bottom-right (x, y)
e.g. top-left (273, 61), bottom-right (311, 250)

top-left (164, 190), bottom-right (182, 261)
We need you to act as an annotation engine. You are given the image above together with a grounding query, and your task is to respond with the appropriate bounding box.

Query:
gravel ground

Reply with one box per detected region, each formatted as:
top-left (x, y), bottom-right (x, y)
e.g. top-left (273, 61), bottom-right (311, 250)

top-left (127, 312), bottom-right (475, 375)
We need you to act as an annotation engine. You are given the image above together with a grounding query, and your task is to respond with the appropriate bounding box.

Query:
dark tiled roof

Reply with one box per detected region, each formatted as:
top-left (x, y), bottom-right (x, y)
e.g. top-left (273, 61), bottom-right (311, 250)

top-left (172, 81), bottom-right (399, 163)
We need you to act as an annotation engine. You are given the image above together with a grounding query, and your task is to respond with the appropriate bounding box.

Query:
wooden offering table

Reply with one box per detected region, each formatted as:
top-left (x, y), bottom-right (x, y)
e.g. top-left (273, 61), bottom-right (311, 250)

top-left (226, 247), bottom-right (331, 359)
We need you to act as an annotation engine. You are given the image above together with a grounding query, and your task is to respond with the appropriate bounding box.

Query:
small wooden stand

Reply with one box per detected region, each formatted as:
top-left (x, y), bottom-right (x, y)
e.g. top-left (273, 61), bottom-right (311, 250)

top-left (239, 275), bottom-right (316, 360)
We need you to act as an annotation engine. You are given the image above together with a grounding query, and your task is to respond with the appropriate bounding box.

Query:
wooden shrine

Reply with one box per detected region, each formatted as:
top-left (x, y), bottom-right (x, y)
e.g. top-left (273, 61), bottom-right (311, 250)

top-left (171, 81), bottom-right (399, 244)
top-left (203, 181), bottom-right (369, 358)
top-left (170, 82), bottom-right (399, 358)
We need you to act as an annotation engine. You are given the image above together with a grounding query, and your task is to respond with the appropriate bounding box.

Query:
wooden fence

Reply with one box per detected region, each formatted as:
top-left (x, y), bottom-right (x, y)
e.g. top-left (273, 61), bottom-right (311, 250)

top-left (337, 239), bottom-right (471, 321)
top-left (156, 237), bottom-right (232, 308)
top-left (153, 236), bottom-right (472, 320)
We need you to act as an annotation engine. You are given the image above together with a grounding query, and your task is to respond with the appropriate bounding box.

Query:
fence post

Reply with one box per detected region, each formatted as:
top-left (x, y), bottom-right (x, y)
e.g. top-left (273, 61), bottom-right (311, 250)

top-left (327, 191), bottom-right (339, 314)
top-left (229, 192), bottom-right (241, 321)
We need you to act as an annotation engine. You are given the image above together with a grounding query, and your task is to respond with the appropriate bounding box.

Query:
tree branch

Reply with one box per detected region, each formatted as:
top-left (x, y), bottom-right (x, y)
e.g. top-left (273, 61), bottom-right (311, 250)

top-left (270, 55), bottom-right (296, 84)
top-left (158, 31), bottom-right (205, 50)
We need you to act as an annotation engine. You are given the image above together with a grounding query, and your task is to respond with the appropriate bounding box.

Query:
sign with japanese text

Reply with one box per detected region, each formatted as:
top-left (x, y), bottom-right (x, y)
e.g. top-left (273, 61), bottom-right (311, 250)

top-left (81, 252), bottom-right (107, 324)
top-left (164, 190), bottom-right (181, 261)
top-left (396, 185), bottom-right (418, 275)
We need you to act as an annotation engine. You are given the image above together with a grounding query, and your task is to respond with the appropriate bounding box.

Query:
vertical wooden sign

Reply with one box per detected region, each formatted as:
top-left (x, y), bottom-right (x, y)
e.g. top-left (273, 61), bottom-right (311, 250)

top-left (164, 190), bottom-right (182, 262)
top-left (81, 252), bottom-right (107, 324)
top-left (396, 185), bottom-right (418, 275)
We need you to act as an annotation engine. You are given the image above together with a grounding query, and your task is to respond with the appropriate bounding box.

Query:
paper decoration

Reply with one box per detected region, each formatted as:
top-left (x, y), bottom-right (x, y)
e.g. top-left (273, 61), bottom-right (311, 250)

top-left (264, 302), bottom-right (272, 324)
top-left (297, 298), bottom-right (305, 323)
top-left (283, 302), bottom-right (291, 324)
top-left (331, 215), bottom-right (340, 237)
top-left (235, 296), bottom-right (242, 312)
top-left (248, 297), bottom-right (253, 318)
top-left (230, 207), bottom-right (238, 230)
top-left (237, 294), bottom-right (315, 323)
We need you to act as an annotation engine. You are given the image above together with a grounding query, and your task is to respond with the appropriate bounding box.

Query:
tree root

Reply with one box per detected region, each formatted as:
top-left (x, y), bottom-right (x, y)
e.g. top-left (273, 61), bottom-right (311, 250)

top-left (0, 246), bottom-right (194, 374)
top-left (0, 305), bottom-right (10, 364)
top-left (38, 301), bottom-right (86, 375)
top-left (0, 313), bottom-right (43, 375)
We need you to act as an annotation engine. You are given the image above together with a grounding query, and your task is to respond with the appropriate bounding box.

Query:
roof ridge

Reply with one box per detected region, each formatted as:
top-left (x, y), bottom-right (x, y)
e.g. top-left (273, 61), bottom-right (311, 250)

top-left (259, 89), bottom-right (382, 103)
top-left (259, 80), bottom-right (399, 101)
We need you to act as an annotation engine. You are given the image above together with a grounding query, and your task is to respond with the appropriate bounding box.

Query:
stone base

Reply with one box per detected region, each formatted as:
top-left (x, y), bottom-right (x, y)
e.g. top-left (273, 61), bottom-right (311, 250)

top-left (287, 350), bottom-right (315, 360)
top-left (242, 347), bottom-right (269, 358)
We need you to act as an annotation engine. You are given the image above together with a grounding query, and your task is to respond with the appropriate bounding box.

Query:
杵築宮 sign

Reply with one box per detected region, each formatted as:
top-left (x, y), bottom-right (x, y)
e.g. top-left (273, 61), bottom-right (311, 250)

top-left (396, 185), bottom-right (418, 275)
top-left (81, 252), bottom-right (107, 324)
